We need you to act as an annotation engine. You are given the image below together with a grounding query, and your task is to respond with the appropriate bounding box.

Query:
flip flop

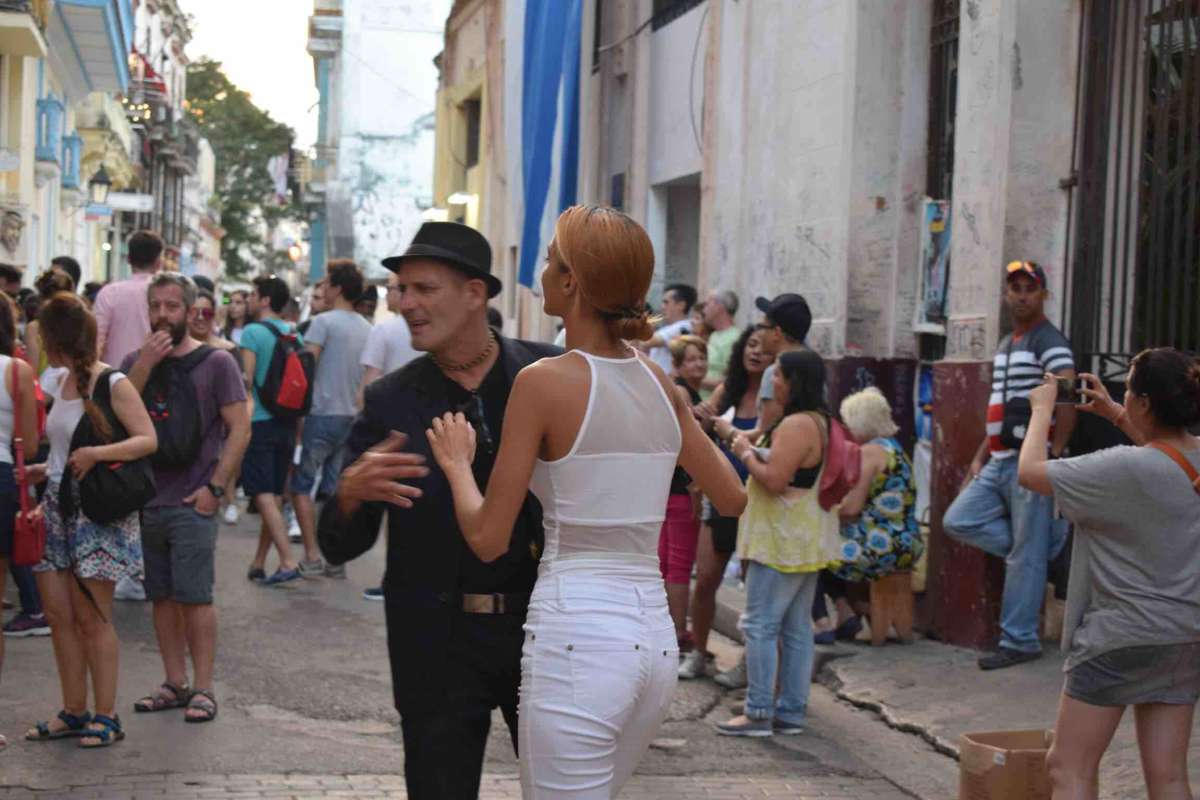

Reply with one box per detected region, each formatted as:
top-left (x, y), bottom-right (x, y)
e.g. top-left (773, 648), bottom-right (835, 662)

top-left (26, 709), bottom-right (92, 741)
top-left (134, 682), bottom-right (190, 713)
top-left (78, 714), bottom-right (124, 749)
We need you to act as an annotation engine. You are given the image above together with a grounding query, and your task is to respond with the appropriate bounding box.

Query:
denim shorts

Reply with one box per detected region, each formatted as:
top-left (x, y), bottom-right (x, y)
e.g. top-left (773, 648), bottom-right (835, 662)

top-left (141, 506), bottom-right (219, 604)
top-left (242, 418), bottom-right (295, 500)
top-left (1066, 642), bottom-right (1200, 707)
top-left (290, 414), bottom-right (353, 498)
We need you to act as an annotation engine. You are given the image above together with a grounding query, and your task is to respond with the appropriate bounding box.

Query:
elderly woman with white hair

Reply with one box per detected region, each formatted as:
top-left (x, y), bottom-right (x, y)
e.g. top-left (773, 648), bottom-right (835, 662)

top-left (817, 387), bottom-right (922, 640)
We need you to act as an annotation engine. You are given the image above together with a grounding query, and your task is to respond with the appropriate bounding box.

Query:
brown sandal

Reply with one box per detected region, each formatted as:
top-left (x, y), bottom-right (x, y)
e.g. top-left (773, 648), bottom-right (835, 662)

top-left (134, 682), bottom-right (190, 713)
top-left (185, 689), bottom-right (217, 723)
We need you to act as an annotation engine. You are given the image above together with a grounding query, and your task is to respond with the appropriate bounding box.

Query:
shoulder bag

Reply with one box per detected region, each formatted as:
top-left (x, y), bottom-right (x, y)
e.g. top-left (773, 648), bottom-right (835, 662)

top-left (11, 358), bottom-right (45, 567)
top-left (1148, 441), bottom-right (1200, 496)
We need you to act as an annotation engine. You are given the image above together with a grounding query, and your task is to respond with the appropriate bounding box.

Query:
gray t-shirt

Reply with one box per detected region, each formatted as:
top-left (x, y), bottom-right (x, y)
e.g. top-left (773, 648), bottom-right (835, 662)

top-left (304, 309), bottom-right (372, 416)
top-left (1048, 445), bottom-right (1200, 671)
top-left (758, 363), bottom-right (777, 409)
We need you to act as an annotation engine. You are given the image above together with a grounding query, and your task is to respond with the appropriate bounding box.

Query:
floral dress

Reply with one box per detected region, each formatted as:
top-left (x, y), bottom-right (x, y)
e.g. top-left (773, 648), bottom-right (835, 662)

top-left (835, 437), bottom-right (921, 582)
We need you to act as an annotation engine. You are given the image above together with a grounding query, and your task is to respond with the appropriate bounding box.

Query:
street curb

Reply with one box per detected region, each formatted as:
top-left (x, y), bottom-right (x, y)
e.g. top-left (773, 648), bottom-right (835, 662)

top-left (712, 585), bottom-right (961, 762)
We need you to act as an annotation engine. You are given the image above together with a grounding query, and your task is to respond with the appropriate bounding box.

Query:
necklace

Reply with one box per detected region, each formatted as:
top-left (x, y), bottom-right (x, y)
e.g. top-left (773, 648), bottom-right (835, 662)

top-left (433, 328), bottom-right (497, 372)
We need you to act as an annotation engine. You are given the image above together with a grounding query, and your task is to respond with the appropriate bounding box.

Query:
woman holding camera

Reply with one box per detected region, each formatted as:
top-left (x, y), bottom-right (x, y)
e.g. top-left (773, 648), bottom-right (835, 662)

top-left (1018, 348), bottom-right (1200, 800)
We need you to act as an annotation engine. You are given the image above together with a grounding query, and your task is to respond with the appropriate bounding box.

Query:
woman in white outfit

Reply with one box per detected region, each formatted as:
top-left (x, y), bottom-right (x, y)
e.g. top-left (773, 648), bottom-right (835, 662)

top-left (427, 205), bottom-right (746, 798)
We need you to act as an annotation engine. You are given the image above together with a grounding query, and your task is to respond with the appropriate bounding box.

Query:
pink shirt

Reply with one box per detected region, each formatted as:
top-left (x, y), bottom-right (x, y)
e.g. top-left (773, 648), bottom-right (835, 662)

top-left (94, 271), bottom-right (153, 366)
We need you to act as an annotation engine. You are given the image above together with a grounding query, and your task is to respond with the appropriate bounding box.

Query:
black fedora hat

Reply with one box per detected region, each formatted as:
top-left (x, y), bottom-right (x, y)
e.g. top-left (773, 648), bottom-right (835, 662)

top-left (381, 222), bottom-right (502, 298)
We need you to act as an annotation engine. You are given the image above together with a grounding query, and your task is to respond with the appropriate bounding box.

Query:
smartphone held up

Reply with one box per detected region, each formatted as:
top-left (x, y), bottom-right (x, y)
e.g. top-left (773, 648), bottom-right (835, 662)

top-left (1055, 376), bottom-right (1086, 405)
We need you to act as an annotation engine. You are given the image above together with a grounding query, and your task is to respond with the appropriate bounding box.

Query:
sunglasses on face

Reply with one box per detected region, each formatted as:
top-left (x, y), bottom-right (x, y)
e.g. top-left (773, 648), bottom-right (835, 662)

top-left (457, 394), bottom-right (495, 455)
top-left (196, 308), bottom-right (215, 320)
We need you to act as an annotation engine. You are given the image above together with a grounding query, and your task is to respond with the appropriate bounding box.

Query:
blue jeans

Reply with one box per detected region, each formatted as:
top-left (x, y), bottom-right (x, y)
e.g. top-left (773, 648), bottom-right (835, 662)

top-left (943, 456), bottom-right (1067, 653)
top-left (740, 562), bottom-right (819, 725)
top-left (290, 415), bottom-right (354, 498)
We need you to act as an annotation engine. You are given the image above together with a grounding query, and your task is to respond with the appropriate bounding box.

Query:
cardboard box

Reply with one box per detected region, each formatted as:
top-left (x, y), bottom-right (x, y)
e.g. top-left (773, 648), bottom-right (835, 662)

top-left (958, 729), bottom-right (1054, 800)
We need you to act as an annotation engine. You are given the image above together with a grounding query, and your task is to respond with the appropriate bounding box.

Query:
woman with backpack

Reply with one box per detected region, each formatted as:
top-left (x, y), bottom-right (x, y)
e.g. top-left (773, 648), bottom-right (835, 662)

top-left (0, 294), bottom-right (42, 751)
top-left (716, 350), bottom-right (841, 737)
top-left (23, 293), bottom-right (157, 748)
top-left (1018, 349), bottom-right (1200, 799)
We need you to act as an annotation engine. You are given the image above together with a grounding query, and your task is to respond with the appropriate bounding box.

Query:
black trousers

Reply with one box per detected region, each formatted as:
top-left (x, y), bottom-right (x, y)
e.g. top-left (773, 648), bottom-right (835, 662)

top-left (399, 612), bottom-right (525, 800)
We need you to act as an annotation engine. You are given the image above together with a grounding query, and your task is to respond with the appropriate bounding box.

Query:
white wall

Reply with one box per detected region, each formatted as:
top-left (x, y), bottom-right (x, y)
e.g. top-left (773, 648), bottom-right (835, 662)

top-left (647, 2), bottom-right (707, 186)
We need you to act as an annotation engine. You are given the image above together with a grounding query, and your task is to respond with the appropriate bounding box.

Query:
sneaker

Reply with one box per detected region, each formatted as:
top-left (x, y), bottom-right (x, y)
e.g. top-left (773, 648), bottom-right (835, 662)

top-left (715, 715), bottom-right (772, 737)
top-left (247, 566), bottom-right (266, 581)
top-left (222, 504), bottom-right (239, 525)
top-left (362, 587), bottom-right (385, 601)
top-left (677, 649), bottom-right (710, 680)
top-left (978, 647), bottom-right (1042, 671)
top-left (714, 657), bottom-right (748, 690)
top-left (3, 612), bottom-right (50, 638)
top-left (298, 559), bottom-right (325, 579)
top-left (773, 719), bottom-right (805, 736)
top-left (287, 522), bottom-right (302, 543)
top-left (261, 568), bottom-right (301, 587)
top-left (114, 576), bottom-right (146, 601)
top-left (324, 563), bottom-right (347, 579)
top-left (284, 504), bottom-right (301, 542)
top-left (236, 486), bottom-right (246, 500)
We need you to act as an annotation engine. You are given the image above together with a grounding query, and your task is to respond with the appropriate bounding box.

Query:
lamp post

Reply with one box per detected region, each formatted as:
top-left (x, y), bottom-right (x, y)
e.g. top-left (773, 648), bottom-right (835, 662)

top-left (88, 165), bottom-right (112, 206)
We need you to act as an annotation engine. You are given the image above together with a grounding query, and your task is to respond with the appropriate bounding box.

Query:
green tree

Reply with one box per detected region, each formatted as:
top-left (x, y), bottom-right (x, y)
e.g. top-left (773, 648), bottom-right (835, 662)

top-left (186, 58), bottom-right (300, 279)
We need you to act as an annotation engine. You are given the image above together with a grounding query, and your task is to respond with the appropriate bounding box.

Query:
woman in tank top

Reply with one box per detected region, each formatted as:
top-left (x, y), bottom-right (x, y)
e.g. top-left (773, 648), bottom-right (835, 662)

top-left (427, 205), bottom-right (746, 798)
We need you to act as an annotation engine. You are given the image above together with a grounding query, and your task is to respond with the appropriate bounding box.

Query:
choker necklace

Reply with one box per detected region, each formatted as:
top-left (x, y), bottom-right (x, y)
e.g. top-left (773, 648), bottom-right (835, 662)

top-left (433, 328), bottom-right (497, 372)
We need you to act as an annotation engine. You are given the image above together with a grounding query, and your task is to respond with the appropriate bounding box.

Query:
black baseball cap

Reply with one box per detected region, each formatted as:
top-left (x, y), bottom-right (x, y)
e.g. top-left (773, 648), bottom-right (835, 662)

top-left (755, 293), bottom-right (812, 343)
top-left (1004, 260), bottom-right (1047, 289)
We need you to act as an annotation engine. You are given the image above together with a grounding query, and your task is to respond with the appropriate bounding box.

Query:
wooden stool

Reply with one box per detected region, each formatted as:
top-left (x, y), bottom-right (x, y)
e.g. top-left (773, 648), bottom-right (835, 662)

top-left (868, 571), bottom-right (914, 646)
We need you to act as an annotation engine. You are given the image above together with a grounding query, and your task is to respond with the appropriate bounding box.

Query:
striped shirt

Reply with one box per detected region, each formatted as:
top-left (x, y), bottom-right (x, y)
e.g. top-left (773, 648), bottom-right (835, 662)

top-left (986, 320), bottom-right (1074, 458)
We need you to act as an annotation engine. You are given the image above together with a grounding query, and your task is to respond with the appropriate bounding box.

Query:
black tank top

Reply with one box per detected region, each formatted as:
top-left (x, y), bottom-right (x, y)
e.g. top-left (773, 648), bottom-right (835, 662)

top-left (669, 379), bottom-right (702, 495)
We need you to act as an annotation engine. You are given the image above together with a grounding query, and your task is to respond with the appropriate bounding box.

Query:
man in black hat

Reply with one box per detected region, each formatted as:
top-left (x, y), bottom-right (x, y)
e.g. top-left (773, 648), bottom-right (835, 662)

top-left (317, 222), bottom-right (559, 799)
top-left (748, 293), bottom-right (812, 435)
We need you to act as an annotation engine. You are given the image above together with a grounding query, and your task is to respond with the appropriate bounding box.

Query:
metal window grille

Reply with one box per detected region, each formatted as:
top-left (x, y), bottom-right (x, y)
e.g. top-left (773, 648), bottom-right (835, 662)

top-left (1068, 0), bottom-right (1200, 380)
top-left (926, 0), bottom-right (960, 201)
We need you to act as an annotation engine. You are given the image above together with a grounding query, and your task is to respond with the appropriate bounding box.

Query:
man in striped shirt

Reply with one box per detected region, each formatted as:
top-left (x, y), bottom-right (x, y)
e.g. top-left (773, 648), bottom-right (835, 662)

top-left (944, 261), bottom-right (1076, 670)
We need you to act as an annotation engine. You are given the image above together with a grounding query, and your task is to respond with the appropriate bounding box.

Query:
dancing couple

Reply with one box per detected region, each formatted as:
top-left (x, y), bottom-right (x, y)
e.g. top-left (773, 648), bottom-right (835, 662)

top-left (319, 208), bottom-right (745, 798)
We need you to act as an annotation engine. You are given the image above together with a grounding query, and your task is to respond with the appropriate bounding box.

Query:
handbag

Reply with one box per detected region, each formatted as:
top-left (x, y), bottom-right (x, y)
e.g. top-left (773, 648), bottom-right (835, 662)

top-left (998, 338), bottom-right (1032, 449)
top-left (11, 358), bottom-right (45, 567)
top-left (1148, 441), bottom-right (1200, 496)
top-left (59, 369), bottom-right (156, 525)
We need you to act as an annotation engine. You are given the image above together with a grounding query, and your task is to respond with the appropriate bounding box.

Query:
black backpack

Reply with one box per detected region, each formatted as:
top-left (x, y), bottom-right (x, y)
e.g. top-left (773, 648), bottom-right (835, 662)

top-left (59, 369), bottom-right (157, 525)
top-left (143, 345), bottom-right (215, 469)
top-left (251, 321), bottom-right (315, 419)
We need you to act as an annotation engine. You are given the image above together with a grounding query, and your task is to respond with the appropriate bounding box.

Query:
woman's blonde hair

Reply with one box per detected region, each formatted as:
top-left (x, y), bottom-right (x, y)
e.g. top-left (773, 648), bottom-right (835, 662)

top-left (839, 386), bottom-right (898, 442)
top-left (551, 205), bottom-right (656, 341)
top-left (669, 334), bottom-right (707, 368)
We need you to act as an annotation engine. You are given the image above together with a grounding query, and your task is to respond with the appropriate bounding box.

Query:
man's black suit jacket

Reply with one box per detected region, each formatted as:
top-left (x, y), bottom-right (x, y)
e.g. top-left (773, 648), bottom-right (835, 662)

top-left (317, 335), bottom-right (561, 715)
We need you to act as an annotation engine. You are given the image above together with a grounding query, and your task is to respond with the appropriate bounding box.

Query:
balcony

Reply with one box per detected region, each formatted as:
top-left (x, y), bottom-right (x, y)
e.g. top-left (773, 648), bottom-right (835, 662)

top-left (45, 0), bottom-right (134, 96)
top-left (0, 0), bottom-right (49, 57)
top-left (61, 134), bottom-right (82, 189)
top-left (35, 95), bottom-right (64, 163)
top-left (307, 0), bottom-right (342, 58)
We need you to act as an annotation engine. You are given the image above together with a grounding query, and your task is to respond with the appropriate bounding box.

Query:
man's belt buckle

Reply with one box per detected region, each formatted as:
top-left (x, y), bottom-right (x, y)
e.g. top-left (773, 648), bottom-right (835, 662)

top-left (462, 592), bottom-right (505, 614)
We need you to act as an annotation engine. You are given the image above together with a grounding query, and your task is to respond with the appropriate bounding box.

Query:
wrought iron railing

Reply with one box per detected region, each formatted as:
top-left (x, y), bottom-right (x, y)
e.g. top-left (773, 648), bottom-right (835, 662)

top-left (926, 0), bottom-right (960, 202)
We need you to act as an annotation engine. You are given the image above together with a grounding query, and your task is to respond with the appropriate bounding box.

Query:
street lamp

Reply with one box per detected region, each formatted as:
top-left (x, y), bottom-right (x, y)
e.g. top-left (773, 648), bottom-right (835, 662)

top-left (88, 166), bottom-right (112, 205)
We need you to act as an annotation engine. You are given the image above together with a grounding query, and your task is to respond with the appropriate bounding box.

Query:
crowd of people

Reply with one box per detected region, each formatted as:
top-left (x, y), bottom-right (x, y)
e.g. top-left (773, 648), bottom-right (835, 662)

top-left (0, 215), bottom-right (1195, 800)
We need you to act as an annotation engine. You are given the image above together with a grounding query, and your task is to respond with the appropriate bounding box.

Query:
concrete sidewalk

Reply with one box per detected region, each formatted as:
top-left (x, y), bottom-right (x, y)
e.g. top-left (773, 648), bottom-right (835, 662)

top-left (711, 582), bottom-right (1190, 799)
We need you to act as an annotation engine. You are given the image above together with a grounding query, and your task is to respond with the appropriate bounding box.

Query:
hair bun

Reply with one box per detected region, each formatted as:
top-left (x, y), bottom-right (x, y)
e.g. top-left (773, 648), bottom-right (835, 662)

top-left (613, 310), bottom-right (655, 342)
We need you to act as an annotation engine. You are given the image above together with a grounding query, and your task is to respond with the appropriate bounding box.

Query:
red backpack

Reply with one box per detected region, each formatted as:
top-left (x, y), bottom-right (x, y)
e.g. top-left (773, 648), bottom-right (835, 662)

top-left (818, 416), bottom-right (862, 511)
top-left (251, 322), bottom-right (315, 418)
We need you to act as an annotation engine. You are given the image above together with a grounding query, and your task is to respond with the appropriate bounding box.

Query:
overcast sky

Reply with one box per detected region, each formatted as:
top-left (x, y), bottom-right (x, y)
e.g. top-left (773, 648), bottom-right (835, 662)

top-left (185, 0), bottom-right (319, 149)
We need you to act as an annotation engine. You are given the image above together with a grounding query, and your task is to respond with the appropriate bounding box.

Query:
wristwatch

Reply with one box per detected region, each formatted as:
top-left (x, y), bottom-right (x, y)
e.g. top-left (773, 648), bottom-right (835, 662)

top-left (207, 483), bottom-right (225, 499)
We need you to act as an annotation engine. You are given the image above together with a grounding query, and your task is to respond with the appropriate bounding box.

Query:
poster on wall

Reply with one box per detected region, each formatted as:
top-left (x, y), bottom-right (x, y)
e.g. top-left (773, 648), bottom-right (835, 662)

top-left (914, 198), bottom-right (951, 333)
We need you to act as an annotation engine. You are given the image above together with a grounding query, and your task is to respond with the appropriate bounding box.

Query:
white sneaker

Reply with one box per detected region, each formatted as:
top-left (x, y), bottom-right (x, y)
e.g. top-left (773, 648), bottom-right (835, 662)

top-left (677, 649), bottom-right (710, 680)
top-left (237, 486), bottom-right (246, 500)
top-left (285, 504), bottom-right (301, 542)
top-left (114, 576), bottom-right (146, 601)
top-left (713, 656), bottom-right (747, 689)
top-left (222, 504), bottom-right (239, 525)
top-left (288, 522), bottom-right (302, 543)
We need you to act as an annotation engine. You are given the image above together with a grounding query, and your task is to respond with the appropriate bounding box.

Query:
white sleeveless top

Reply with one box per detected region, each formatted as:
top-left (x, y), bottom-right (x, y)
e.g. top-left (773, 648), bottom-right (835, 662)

top-left (530, 351), bottom-right (683, 568)
top-left (0, 354), bottom-right (15, 464)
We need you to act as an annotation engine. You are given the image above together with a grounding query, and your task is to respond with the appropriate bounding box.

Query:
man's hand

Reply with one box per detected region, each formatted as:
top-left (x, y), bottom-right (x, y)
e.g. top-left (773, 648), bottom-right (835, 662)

top-left (961, 457), bottom-right (986, 494)
top-left (336, 431), bottom-right (429, 516)
top-left (136, 330), bottom-right (173, 371)
top-left (183, 485), bottom-right (219, 517)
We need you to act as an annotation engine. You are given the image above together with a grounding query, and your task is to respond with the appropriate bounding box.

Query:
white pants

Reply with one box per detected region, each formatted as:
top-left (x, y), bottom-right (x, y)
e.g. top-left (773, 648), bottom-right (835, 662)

top-left (518, 558), bottom-right (678, 798)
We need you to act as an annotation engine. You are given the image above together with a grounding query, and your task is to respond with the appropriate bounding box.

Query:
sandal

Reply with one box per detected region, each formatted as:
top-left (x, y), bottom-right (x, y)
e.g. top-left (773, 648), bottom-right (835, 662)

top-left (25, 709), bottom-right (92, 741)
top-left (134, 681), bottom-right (190, 713)
top-left (185, 689), bottom-right (218, 723)
top-left (78, 714), bottom-right (124, 748)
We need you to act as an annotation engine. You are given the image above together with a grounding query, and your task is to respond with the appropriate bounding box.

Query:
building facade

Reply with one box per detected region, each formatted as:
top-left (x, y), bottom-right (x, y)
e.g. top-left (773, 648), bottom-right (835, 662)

top-left (306, 0), bottom-right (449, 284)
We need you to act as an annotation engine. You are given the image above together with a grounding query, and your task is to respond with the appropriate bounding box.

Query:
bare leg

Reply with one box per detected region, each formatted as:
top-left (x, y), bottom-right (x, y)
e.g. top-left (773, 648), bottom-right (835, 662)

top-left (1046, 691), bottom-right (1124, 800)
top-left (72, 578), bottom-right (118, 729)
top-left (291, 492), bottom-right (320, 563)
top-left (255, 494), bottom-right (295, 571)
top-left (28, 570), bottom-right (88, 736)
top-left (1133, 703), bottom-right (1194, 800)
top-left (152, 600), bottom-right (189, 688)
top-left (182, 602), bottom-right (217, 698)
top-left (666, 582), bottom-right (689, 641)
top-left (689, 526), bottom-right (732, 654)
